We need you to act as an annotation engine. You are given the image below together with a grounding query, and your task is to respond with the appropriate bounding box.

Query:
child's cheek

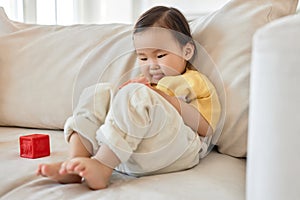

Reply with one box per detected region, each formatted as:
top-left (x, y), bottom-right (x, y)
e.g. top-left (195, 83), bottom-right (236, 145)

top-left (140, 65), bottom-right (150, 78)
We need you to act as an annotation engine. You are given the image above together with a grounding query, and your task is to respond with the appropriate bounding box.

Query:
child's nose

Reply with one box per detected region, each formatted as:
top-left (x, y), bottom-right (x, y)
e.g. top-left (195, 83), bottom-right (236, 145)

top-left (149, 59), bottom-right (159, 69)
top-left (149, 63), bottom-right (160, 70)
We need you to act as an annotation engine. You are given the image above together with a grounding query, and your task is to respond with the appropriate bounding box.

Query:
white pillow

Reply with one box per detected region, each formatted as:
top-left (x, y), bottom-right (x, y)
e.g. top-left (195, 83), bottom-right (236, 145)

top-left (0, 11), bottom-right (136, 129)
top-left (190, 0), bottom-right (298, 157)
top-left (0, 0), bottom-right (298, 157)
top-left (0, 7), bottom-right (17, 35)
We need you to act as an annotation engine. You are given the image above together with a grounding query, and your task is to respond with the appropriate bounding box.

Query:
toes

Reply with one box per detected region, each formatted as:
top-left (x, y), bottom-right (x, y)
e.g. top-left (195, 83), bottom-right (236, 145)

top-left (36, 164), bottom-right (42, 175)
top-left (74, 162), bottom-right (85, 173)
top-left (37, 164), bottom-right (55, 177)
top-left (40, 164), bottom-right (48, 176)
top-left (67, 160), bottom-right (81, 173)
top-left (36, 164), bottom-right (47, 176)
top-left (72, 162), bottom-right (87, 177)
top-left (60, 159), bottom-right (85, 175)
top-left (59, 162), bottom-right (68, 174)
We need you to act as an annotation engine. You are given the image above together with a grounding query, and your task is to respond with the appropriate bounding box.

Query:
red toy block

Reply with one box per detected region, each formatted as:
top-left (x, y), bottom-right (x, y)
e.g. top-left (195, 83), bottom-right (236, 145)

top-left (19, 134), bottom-right (50, 159)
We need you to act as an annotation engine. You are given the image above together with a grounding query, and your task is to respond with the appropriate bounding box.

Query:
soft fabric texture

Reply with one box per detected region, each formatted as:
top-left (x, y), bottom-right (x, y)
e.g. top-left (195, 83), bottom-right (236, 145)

top-left (0, 17), bottom-right (135, 129)
top-left (0, 0), bottom-right (298, 157)
top-left (155, 69), bottom-right (221, 131)
top-left (190, 0), bottom-right (298, 157)
top-left (65, 83), bottom-right (204, 175)
top-left (0, 127), bottom-right (246, 200)
top-left (247, 13), bottom-right (300, 200)
top-left (0, 7), bottom-right (16, 35)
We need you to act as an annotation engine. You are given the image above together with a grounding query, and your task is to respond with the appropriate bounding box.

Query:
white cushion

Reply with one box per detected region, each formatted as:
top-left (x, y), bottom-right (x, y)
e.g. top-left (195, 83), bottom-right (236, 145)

top-left (247, 13), bottom-right (300, 200)
top-left (0, 0), bottom-right (298, 157)
top-left (0, 15), bottom-right (136, 129)
top-left (190, 0), bottom-right (298, 157)
top-left (0, 7), bottom-right (17, 35)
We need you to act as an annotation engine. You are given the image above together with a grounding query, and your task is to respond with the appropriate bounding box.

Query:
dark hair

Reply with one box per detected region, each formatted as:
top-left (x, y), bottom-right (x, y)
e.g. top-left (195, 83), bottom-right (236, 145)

top-left (133, 6), bottom-right (195, 47)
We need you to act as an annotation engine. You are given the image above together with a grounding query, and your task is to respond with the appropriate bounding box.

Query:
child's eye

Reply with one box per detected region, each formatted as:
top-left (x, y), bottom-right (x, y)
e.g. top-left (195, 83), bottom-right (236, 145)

top-left (139, 57), bottom-right (147, 61)
top-left (157, 54), bottom-right (167, 58)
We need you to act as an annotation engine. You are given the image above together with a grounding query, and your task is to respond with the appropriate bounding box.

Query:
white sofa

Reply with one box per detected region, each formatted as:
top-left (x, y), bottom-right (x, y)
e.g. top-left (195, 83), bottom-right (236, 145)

top-left (0, 0), bottom-right (299, 199)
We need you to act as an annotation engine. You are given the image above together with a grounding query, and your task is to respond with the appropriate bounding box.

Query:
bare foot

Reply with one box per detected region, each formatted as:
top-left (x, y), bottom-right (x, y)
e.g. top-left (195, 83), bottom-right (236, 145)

top-left (37, 162), bottom-right (82, 184)
top-left (60, 157), bottom-right (113, 190)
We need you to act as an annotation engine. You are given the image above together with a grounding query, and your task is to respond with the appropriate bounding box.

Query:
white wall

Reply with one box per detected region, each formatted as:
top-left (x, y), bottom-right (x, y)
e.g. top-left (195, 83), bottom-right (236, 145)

top-left (6, 0), bottom-right (293, 25)
top-left (132, 0), bottom-right (230, 21)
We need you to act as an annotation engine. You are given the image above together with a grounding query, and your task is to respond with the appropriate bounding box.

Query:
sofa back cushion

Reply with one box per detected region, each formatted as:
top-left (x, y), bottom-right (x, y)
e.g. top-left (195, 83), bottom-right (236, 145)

top-left (0, 0), bottom-right (298, 157)
top-left (190, 0), bottom-right (298, 157)
top-left (0, 12), bottom-right (137, 129)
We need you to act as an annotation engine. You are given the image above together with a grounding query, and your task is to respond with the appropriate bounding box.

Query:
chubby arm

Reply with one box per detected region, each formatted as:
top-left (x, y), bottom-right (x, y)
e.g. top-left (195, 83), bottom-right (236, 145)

top-left (152, 87), bottom-right (213, 137)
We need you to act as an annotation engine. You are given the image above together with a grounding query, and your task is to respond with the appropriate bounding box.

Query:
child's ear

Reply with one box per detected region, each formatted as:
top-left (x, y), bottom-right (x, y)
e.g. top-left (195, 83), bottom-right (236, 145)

top-left (183, 42), bottom-right (195, 61)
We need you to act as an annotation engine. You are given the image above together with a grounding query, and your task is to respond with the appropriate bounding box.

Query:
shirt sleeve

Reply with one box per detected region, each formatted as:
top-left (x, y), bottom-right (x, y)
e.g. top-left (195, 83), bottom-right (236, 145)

top-left (155, 70), bottom-right (221, 131)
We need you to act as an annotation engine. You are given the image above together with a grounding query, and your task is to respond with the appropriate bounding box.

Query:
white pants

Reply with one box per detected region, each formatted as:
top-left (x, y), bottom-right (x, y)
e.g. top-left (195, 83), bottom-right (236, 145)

top-left (64, 83), bottom-right (207, 176)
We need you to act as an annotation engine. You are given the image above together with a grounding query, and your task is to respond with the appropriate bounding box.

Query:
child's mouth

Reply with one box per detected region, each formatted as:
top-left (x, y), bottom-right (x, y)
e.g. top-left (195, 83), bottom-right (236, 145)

top-left (152, 74), bottom-right (164, 81)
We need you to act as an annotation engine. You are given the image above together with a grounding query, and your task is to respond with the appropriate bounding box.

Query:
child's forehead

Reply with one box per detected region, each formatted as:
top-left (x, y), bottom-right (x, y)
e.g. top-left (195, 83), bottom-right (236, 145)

top-left (133, 27), bottom-right (181, 53)
top-left (135, 48), bottom-right (166, 54)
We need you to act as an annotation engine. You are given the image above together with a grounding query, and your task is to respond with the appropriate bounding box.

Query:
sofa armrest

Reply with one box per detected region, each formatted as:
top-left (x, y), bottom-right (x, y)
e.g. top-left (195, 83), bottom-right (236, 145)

top-left (247, 14), bottom-right (300, 200)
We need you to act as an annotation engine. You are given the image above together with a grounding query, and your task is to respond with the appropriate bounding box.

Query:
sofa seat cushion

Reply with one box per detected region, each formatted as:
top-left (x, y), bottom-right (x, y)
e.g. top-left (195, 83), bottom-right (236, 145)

top-left (0, 127), bottom-right (246, 200)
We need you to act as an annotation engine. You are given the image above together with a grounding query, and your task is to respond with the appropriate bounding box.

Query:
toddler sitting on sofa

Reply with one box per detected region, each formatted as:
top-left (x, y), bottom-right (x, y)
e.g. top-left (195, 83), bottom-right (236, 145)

top-left (37, 6), bottom-right (221, 190)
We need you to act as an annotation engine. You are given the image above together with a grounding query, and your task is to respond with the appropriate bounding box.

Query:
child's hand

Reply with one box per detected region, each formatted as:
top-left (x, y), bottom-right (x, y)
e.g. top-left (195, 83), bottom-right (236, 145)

top-left (119, 76), bottom-right (151, 89)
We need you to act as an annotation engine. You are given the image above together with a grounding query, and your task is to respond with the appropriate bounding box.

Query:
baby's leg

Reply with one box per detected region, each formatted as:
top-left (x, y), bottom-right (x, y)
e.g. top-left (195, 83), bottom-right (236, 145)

top-left (37, 132), bottom-right (91, 183)
top-left (59, 157), bottom-right (113, 190)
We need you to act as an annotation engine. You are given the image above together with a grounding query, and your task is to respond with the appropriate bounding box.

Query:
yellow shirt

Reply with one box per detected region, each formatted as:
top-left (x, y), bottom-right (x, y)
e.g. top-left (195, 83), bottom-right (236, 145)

top-left (154, 69), bottom-right (221, 131)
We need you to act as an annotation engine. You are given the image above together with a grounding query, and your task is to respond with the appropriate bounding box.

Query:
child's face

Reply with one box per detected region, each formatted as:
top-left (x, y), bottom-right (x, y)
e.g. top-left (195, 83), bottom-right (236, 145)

top-left (136, 48), bottom-right (187, 84)
top-left (134, 28), bottom-right (191, 84)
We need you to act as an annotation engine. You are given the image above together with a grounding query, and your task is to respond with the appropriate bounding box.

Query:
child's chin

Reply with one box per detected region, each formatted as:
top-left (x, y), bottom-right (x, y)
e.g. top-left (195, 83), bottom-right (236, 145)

top-left (150, 79), bottom-right (159, 85)
top-left (152, 75), bottom-right (164, 83)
